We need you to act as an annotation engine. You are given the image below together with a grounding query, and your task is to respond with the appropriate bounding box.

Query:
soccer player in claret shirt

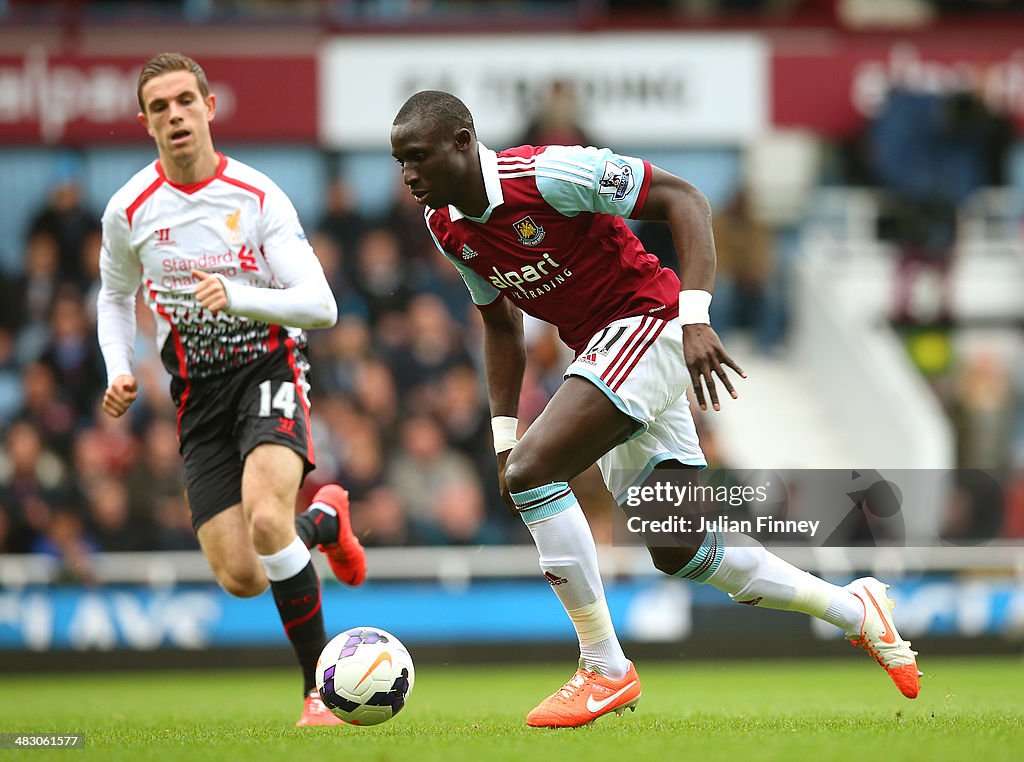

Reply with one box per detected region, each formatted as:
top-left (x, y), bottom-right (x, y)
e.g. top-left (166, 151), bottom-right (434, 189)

top-left (97, 53), bottom-right (366, 726)
top-left (391, 91), bottom-right (922, 728)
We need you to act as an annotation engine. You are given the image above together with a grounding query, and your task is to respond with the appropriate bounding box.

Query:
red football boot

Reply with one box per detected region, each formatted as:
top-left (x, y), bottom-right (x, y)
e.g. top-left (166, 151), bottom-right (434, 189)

top-left (312, 484), bottom-right (366, 587)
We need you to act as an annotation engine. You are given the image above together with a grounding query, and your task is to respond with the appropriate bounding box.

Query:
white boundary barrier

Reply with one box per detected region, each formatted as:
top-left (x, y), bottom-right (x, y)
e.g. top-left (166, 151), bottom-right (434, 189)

top-left (1, 544), bottom-right (1022, 589)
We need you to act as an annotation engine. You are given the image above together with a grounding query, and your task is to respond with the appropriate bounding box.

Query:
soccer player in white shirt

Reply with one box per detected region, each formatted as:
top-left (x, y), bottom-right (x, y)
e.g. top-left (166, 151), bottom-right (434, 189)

top-left (97, 53), bottom-right (363, 726)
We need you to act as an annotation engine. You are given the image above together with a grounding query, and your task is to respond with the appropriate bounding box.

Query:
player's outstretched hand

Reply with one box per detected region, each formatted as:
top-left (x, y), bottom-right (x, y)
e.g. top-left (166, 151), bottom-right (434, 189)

top-left (682, 324), bottom-right (746, 411)
top-left (102, 374), bottom-right (138, 418)
top-left (192, 269), bottom-right (228, 313)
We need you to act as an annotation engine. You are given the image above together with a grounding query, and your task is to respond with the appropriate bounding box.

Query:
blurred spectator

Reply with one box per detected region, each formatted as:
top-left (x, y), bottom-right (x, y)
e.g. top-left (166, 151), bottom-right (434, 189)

top-left (1, 229), bottom-right (61, 363)
top-left (304, 395), bottom-right (361, 494)
top-left (435, 363), bottom-right (490, 459)
top-left (317, 177), bottom-right (367, 282)
top-left (434, 363), bottom-right (506, 519)
top-left (388, 414), bottom-right (479, 525)
top-left (40, 291), bottom-right (107, 418)
top-left (128, 359), bottom-right (176, 429)
top-left (85, 407), bottom-right (139, 478)
top-left (939, 470), bottom-right (1005, 544)
top-left (0, 421), bottom-right (66, 552)
top-left (417, 251), bottom-right (481, 326)
top-left (351, 485), bottom-right (422, 547)
top-left (379, 175), bottom-right (434, 265)
top-left (523, 319), bottom-right (571, 399)
top-left (518, 80), bottom-right (591, 148)
top-left (867, 87), bottom-right (1011, 324)
top-left (86, 475), bottom-right (155, 552)
top-left (32, 508), bottom-right (98, 585)
top-left (517, 364), bottom-right (554, 428)
top-left (386, 293), bottom-right (471, 399)
top-left (309, 230), bottom-right (368, 321)
top-left (351, 227), bottom-right (416, 324)
top-left (351, 357), bottom-right (401, 436)
top-left (334, 414), bottom-right (388, 502)
top-left (952, 351), bottom-right (1014, 470)
top-left (125, 418), bottom-right (193, 550)
top-left (420, 478), bottom-right (508, 546)
top-left (26, 164), bottom-right (99, 291)
top-left (311, 229), bottom-right (343, 290)
top-left (71, 428), bottom-right (112, 492)
top-left (312, 315), bottom-right (373, 398)
top-left (18, 361), bottom-right (77, 456)
top-left (708, 189), bottom-right (784, 352)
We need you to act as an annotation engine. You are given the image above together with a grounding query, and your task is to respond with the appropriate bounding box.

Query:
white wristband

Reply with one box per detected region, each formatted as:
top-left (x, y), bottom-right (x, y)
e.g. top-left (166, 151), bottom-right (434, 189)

top-left (678, 290), bottom-right (712, 325)
top-left (213, 273), bottom-right (233, 310)
top-left (491, 416), bottom-right (519, 454)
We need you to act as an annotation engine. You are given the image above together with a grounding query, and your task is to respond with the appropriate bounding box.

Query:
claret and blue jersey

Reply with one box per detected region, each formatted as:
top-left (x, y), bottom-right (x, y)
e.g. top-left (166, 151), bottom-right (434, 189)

top-left (425, 144), bottom-right (681, 354)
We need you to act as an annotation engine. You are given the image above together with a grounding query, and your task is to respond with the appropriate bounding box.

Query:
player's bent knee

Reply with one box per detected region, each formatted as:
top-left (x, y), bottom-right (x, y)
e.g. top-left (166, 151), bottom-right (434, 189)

top-left (215, 567), bottom-right (267, 598)
top-left (245, 502), bottom-right (293, 549)
top-left (503, 454), bottom-right (559, 496)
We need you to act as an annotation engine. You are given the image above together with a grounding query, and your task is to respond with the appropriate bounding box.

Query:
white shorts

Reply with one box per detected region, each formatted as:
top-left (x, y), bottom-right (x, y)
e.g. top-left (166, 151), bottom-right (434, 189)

top-left (565, 314), bottom-right (706, 506)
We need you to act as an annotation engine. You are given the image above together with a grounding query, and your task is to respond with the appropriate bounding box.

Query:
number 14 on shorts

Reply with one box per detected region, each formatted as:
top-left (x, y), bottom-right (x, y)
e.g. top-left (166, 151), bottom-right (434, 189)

top-left (258, 380), bottom-right (297, 419)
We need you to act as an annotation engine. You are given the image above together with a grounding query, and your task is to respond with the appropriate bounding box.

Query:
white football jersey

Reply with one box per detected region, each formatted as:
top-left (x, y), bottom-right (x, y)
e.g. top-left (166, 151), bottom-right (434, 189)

top-left (100, 153), bottom-right (323, 380)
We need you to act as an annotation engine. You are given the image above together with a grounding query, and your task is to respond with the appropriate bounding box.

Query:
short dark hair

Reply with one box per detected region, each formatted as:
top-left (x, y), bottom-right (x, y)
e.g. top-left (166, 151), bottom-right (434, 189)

top-left (394, 90), bottom-right (475, 135)
top-left (137, 53), bottom-right (210, 112)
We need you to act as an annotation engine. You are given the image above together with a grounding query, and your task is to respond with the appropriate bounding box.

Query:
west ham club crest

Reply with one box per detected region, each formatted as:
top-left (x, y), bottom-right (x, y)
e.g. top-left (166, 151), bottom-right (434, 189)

top-left (513, 216), bottom-right (546, 247)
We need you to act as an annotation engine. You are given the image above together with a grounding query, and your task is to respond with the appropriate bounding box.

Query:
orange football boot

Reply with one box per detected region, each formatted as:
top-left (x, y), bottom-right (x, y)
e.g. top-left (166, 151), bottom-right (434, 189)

top-left (846, 577), bottom-right (921, 698)
top-left (526, 661), bottom-right (641, 728)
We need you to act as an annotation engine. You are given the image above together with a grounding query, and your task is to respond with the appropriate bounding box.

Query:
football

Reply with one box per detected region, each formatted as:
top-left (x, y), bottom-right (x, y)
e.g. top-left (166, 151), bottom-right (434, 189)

top-left (315, 627), bottom-right (415, 726)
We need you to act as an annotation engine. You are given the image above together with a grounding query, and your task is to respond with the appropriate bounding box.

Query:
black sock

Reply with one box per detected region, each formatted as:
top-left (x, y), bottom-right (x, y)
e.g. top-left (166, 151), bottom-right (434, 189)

top-left (270, 560), bottom-right (328, 696)
top-left (295, 506), bottom-right (339, 549)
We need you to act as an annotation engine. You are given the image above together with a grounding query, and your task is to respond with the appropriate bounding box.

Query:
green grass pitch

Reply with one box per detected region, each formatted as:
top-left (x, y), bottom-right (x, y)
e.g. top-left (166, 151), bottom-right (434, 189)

top-left (1, 657), bottom-right (1021, 761)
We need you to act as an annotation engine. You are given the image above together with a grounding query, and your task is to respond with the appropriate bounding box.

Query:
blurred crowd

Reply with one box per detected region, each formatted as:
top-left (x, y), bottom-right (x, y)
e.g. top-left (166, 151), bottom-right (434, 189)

top-left (0, 161), bottom-right (732, 574)
top-left (2, 78), bottom-right (1023, 578)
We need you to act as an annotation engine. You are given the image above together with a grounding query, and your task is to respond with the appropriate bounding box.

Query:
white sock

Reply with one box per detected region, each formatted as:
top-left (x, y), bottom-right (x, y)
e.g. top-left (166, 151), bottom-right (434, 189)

top-left (258, 536), bottom-right (311, 582)
top-left (705, 534), bottom-right (863, 633)
top-left (516, 487), bottom-right (630, 680)
top-left (572, 604), bottom-right (626, 676)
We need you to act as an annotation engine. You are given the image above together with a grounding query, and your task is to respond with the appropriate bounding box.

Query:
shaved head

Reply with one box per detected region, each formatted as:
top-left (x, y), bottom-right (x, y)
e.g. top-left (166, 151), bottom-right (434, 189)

top-left (394, 90), bottom-right (475, 135)
top-left (391, 90), bottom-right (485, 215)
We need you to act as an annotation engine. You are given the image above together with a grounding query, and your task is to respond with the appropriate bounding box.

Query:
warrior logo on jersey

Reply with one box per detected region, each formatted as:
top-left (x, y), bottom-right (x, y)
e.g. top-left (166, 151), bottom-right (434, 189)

top-left (598, 161), bottom-right (634, 202)
top-left (513, 216), bottom-right (547, 247)
top-left (225, 209), bottom-right (243, 244)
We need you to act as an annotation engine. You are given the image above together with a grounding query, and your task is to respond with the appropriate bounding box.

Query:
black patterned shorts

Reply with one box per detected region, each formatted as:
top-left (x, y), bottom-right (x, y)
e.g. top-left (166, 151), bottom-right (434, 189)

top-left (171, 345), bottom-right (315, 530)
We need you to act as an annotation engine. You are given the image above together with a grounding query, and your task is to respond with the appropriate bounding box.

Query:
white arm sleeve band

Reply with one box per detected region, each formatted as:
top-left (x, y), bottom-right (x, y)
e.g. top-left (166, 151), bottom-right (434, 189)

top-left (219, 269), bottom-right (337, 330)
top-left (96, 286), bottom-right (137, 383)
top-left (97, 206), bottom-right (140, 384)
